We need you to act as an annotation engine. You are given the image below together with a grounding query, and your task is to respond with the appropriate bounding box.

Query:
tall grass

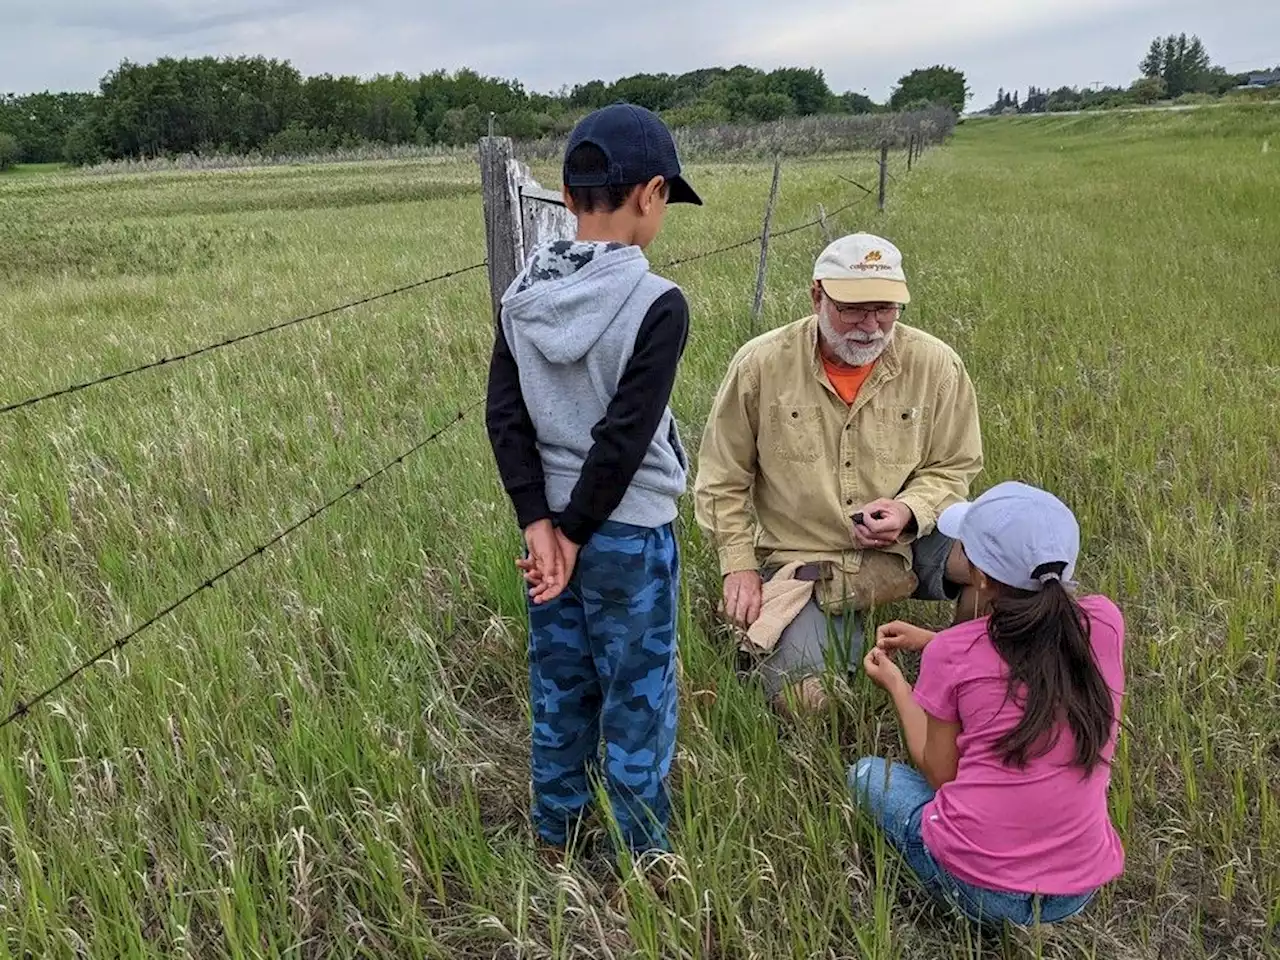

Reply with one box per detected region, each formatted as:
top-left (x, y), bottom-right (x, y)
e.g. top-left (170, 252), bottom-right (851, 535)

top-left (0, 105), bottom-right (1276, 958)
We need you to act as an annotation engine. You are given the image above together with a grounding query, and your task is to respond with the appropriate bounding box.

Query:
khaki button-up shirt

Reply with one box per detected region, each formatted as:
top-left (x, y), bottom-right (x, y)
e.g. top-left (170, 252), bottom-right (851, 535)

top-left (693, 316), bottom-right (983, 603)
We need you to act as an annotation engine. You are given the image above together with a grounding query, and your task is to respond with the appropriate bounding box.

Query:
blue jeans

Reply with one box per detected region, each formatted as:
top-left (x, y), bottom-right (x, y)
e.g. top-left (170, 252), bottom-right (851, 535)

top-left (527, 521), bottom-right (679, 853)
top-left (848, 758), bottom-right (1096, 928)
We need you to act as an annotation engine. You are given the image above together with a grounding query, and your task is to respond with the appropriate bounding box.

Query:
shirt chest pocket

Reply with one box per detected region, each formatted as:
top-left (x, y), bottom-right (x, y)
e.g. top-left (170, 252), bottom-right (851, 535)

top-left (875, 405), bottom-right (929, 467)
top-left (768, 403), bottom-right (825, 464)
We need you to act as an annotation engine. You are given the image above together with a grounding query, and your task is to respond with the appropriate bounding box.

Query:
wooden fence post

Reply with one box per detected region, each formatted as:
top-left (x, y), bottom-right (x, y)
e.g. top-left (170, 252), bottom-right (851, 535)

top-left (907, 134), bottom-right (915, 172)
top-left (480, 137), bottom-right (520, 323)
top-left (479, 136), bottom-right (577, 323)
top-left (878, 140), bottom-right (889, 212)
top-left (751, 154), bottom-right (783, 330)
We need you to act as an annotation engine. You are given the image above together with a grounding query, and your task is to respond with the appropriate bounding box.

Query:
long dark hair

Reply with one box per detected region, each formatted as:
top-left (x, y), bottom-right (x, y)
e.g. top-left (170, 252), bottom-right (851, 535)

top-left (986, 563), bottom-right (1114, 774)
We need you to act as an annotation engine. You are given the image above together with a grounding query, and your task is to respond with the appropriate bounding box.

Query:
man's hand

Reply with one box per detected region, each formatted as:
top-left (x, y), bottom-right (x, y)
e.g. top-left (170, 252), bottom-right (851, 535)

top-left (876, 620), bottom-right (935, 653)
top-left (852, 499), bottom-right (914, 550)
top-left (722, 571), bottom-right (763, 629)
top-left (863, 646), bottom-right (907, 694)
top-left (520, 519), bottom-right (565, 605)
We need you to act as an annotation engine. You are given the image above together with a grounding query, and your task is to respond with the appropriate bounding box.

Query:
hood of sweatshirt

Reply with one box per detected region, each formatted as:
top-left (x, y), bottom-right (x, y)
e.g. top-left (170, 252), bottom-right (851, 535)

top-left (501, 240), bottom-right (651, 364)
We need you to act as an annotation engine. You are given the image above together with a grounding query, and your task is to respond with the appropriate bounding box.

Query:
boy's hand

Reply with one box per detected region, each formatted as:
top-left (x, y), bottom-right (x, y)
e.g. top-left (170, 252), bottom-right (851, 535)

top-left (876, 620), bottom-right (935, 653)
top-left (521, 520), bottom-right (564, 605)
top-left (552, 529), bottom-right (580, 593)
top-left (863, 647), bottom-right (906, 694)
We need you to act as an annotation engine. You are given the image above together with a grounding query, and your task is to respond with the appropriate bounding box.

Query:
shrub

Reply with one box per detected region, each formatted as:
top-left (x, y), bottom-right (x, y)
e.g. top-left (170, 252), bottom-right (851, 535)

top-left (0, 132), bottom-right (19, 172)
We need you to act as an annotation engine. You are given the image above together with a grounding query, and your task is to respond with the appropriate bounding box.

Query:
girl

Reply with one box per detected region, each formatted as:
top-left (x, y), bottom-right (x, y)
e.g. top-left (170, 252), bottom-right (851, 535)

top-left (852, 480), bottom-right (1125, 927)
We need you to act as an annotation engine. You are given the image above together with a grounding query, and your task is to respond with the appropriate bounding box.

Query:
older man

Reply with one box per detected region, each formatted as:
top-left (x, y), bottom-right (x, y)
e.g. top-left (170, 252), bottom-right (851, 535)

top-left (693, 233), bottom-right (983, 712)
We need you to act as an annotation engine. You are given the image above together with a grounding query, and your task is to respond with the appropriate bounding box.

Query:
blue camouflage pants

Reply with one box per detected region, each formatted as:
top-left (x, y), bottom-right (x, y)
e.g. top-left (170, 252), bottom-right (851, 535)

top-left (527, 520), bottom-right (679, 854)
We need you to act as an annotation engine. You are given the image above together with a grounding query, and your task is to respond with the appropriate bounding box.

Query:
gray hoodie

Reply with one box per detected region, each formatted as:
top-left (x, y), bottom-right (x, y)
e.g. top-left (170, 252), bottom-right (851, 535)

top-left (488, 240), bottom-right (690, 543)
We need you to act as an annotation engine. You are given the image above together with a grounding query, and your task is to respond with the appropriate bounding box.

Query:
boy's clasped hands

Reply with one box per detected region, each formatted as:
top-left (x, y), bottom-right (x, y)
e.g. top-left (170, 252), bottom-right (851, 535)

top-left (517, 519), bottom-right (579, 605)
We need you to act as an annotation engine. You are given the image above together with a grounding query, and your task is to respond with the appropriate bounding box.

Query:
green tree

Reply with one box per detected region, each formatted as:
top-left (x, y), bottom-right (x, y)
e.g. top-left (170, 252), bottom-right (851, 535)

top-left (766, 67), bottom-right (831, 115)
top-left (63, 115), bottom-right (106, 166)
top-left (610, 73), bottom-right (677, 112)
top-left (0, 132), bottom-right (19, 171)
top-left (1129, 76), bottom-right (1167, 104)
top-left (890, 66), bottom-right (969, 113)
top-left (1140, 33), bottom-right (1212, 98)
top-left (836, 92), bottom-right (878, 114)
top-left (743, 91), bottom-right (792, 121)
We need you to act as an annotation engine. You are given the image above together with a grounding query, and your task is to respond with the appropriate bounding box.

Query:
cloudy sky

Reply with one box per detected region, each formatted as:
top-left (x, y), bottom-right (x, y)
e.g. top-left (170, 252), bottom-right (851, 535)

top-left (3, 0), bottom-right (1278, 110)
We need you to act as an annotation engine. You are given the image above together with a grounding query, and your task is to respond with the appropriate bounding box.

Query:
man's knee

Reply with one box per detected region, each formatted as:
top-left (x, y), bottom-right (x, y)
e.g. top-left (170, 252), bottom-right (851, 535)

top-left (943, 538), bottom-right (971, 587)
top-left (911, 530), bottom-right (966, 603)
top-left (755, 601), bottom-right (859, 711)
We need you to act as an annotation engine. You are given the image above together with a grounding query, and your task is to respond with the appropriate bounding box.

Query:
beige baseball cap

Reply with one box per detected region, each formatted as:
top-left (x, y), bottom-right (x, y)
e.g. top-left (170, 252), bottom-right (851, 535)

top-left (813, 233), bottom-right (911, 305)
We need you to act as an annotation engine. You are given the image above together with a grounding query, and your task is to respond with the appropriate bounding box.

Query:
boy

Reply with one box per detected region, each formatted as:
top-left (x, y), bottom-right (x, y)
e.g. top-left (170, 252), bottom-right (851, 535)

top-left (484, 102), bottom-right (701, 857)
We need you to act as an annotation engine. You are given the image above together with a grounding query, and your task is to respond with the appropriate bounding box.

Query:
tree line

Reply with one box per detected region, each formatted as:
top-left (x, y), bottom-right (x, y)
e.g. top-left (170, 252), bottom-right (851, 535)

top-left (0, 57), bottom-right (969, 169)
top-left (985, 33), bottom-right (1273, 115)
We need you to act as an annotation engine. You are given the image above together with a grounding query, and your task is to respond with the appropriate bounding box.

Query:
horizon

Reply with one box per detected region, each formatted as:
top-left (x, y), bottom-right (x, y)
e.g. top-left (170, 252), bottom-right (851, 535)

top-left (4, 1), bottom-right (1278, 111)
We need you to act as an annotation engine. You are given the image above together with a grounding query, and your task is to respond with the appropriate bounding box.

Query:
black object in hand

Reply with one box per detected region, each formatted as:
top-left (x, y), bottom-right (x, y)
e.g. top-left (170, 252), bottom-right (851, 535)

top-left (853, 510), bottom-right (887, 525)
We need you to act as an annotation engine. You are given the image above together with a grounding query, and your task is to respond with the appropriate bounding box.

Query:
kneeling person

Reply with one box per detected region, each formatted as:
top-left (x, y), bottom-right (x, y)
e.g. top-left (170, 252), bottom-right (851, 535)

top-left (854, 482), bottom-right (1126, 926)
top-left (693, 233), bottom-right (983, 711)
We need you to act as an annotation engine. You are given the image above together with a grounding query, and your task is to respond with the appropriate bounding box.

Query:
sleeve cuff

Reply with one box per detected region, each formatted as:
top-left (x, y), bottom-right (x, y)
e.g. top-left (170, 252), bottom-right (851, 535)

top-left (895, 494), bottom-right (937, 541)
top-left (511, 487), bottom-right (551, 530)
top-left (718, 544), bottom-right (759, 576)
top-left (556, 509), bottom-right (598, 546)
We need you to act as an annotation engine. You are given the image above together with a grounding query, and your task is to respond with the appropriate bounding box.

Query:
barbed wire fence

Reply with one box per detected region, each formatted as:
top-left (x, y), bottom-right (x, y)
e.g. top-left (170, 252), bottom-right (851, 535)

top-left (1, 131), bottom-right (935, 726)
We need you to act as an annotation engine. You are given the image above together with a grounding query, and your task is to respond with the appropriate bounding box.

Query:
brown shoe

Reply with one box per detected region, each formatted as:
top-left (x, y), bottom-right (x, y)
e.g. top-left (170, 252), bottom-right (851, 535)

top-left (773, 675), bottom-right (830, 718)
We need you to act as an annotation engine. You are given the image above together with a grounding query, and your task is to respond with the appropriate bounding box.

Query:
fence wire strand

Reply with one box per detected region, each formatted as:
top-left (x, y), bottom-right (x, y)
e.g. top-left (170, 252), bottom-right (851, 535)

top-left (4, 163), bottom-right (906, 419)
top-left (0, 262), bottom-right (487, 417)
top-left (1, 401), bottom-right (479, 729)
top-left (1, 154), bottom-right (922, 725)
top-left (662, 195), bottom-right (871, 269)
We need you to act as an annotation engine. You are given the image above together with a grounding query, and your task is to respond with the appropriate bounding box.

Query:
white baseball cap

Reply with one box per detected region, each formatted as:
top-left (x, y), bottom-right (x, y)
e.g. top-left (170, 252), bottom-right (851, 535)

top-left (813, 233), bottom-right (911, 305)
top-left (937, 481), bottom-right (1080, 593)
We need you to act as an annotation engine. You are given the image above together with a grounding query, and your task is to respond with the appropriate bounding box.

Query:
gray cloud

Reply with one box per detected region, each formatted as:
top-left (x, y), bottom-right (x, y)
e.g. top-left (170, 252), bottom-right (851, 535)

top-left (2, 0), bottom-right (1277, 111)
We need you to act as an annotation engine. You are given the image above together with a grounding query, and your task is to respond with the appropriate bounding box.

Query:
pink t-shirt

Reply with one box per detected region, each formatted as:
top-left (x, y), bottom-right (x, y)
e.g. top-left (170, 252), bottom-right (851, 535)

top-left (912, 594), bottom-right (1126, 896)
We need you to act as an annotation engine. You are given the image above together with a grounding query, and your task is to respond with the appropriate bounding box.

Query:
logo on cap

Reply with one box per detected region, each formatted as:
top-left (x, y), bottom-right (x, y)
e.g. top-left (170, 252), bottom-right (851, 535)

top-left (850, 252), bottom-right (894, 273)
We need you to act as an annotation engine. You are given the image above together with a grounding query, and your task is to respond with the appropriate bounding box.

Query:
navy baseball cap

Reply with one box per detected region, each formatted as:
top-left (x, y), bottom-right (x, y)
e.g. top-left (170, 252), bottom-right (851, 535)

top-left (563, 102), bottom-right (702, 206)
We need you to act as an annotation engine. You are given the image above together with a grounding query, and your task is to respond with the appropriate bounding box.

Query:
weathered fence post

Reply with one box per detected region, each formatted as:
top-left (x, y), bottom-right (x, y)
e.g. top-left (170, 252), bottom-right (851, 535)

top-left (479, 136), bottom-right (577, 323)
top-left (751, 153), bottom-right (783, 330)
top-left (480, 137), bottom-right (520, 323)
top-left (907, 134), bottom-right (915, 172)
top-left (817, 203), bottom-right (833, 244)
top-left (878, 140), bottom-right (889, 212)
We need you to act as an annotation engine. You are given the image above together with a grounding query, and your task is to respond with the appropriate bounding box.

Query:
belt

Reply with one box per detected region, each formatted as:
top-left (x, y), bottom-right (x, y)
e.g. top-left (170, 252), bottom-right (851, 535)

top-left (781, 562), bottom-right (831, 582)
top-left (795, 563), bottom-right (825, 582)
top-left (761, 562), bottom-right (833, 583)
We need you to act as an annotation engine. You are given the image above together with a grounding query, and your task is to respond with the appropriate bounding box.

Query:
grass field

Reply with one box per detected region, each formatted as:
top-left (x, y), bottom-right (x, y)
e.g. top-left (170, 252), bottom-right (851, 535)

top-left (1, 105), bottom-right (1278, 959)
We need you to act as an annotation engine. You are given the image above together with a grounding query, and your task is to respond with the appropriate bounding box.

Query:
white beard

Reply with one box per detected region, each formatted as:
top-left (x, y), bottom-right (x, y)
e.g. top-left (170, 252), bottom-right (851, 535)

top-left (819, 311), bottom-right (894, 367)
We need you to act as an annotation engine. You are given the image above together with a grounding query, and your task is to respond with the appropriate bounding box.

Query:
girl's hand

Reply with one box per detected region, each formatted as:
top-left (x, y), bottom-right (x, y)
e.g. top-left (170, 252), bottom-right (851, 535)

top-left (863, 646), bottom-right (906, 694)
top-left (875, 620), bottom-right (935, 653)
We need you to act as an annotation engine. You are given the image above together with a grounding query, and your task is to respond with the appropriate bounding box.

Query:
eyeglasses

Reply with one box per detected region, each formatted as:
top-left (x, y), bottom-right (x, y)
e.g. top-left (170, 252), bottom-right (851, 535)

top-left (826, 301), bottom-right (902, 320)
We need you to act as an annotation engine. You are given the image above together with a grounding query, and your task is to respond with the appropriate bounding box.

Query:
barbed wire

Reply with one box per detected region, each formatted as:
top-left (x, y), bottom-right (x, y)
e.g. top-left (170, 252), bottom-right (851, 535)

top-left (662, 195), bottom-right (872, 269)
top-left (837, 175), bottom-right (876, 197)
top-left (0, 400), bottom-right (480, 729)
top-left (0, 262), bottom-right (488, 417)
top-left (0, 150), bottom-right (934, 728)
top-left (3, 161), bottom-right (917, 421)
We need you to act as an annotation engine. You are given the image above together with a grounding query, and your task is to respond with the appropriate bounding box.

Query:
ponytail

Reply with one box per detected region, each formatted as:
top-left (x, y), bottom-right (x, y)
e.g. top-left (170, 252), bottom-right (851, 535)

top-left (987, 571), bottom-right (1114, 773)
